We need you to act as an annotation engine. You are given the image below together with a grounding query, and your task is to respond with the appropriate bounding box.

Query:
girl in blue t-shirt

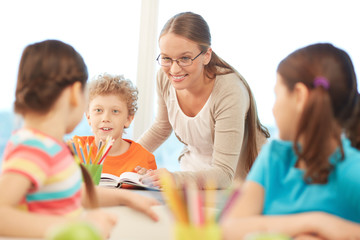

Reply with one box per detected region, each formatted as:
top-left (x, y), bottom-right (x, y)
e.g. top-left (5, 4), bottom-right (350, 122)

top-left (222, 43), bottom-right (360, 239)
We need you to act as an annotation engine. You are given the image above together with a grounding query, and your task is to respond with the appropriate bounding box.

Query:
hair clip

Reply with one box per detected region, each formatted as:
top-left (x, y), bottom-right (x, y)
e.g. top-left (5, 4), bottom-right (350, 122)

top-left (314, 76), bottom-right (330, 90)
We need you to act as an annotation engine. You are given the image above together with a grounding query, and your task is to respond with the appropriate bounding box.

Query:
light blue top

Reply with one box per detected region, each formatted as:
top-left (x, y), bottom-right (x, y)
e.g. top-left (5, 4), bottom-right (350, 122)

top-left (247, 138), bottom-right (360, 223)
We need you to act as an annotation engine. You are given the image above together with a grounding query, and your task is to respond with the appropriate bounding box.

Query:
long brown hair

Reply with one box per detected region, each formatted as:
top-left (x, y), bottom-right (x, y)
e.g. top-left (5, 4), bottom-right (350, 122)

top-left (277, 43), bottom-right (360, 183)
top-left (16, 39), bottom-right (98, 207)
top-left (160, 12), bottom-right (270, 171)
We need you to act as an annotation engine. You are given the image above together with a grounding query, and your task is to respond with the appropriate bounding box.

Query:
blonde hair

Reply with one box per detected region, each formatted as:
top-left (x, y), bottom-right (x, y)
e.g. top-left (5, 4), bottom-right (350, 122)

top-left (88, 73), bottom-right (138, 116)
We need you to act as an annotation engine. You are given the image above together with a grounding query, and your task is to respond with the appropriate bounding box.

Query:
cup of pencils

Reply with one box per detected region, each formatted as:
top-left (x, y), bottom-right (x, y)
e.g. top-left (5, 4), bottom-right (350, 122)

top-left (160, 173), bottom-right (221, 240)
top-left (67, 136), bottom-right (114, 185)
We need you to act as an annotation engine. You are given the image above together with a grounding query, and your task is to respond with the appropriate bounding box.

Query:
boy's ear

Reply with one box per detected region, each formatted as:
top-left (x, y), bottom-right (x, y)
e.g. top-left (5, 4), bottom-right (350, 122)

top-left (124, 115), bottom-right (135, 128)
top-left (293, 82), bottom-right (309, 112)
top-left (85, 111), bottom-right (91, 126)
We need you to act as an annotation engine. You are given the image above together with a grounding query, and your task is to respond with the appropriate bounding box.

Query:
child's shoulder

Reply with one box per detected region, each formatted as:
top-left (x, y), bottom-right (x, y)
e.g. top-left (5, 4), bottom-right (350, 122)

top-left (338, 138), bottom-right (360, 167)
top-left (257, 139), bottom-right (296, 165)
top-left (12, 128), bottom-right (62, 148)
top-left (342, 137), bottom-right (360, 157)
top-left (125, 139), bottom-right (150, 151)
top-left (262, 139), bottom-right (294, 155)
top-left (124, 139), bottom-right (154, 157)
top-left (6, 128), bottom-right (65, 159)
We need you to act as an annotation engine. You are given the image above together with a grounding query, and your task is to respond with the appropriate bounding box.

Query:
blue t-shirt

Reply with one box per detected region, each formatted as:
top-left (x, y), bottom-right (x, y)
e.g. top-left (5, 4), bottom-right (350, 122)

top-left (247, 138), bottom-right (360, 223)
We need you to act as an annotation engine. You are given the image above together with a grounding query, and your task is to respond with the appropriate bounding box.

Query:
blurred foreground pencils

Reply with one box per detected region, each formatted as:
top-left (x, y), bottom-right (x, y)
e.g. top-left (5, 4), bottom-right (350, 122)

top-left (160, 172), bottom-right (242, 226)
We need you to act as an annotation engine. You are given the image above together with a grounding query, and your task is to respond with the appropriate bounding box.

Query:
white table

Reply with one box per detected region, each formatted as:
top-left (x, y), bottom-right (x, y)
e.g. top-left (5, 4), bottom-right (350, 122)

top-left (105, 205), bottom-right (173, 240)
top-left (0, 189), bottom-right (228, 240)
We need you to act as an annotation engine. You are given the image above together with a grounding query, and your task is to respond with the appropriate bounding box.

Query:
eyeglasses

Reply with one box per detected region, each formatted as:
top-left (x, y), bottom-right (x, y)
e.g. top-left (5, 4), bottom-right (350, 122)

top-left (156, 51), bottom-right (203, 67)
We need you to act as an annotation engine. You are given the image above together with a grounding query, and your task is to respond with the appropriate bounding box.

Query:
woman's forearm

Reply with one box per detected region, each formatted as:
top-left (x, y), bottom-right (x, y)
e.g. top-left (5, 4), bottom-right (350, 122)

top-left (137, 122), bottom-right (172, 152)
top-left (172, 166), bottom-right (233, 189)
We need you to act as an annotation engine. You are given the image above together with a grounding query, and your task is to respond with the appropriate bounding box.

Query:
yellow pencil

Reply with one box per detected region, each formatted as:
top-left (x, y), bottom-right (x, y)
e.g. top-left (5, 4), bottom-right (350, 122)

top-left (205, 178), bottom-right (217, 224)
top-left (93, 141), bottom-right (106, 164)
top-left (86, 143), bottom-right (93, 164)
top-left (160, 172), bottom-right (188, 224)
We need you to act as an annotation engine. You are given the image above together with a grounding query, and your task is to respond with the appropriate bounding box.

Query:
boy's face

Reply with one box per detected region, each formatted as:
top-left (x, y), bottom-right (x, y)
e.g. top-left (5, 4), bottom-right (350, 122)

top-left (86, 94), bottom-right (134, 142)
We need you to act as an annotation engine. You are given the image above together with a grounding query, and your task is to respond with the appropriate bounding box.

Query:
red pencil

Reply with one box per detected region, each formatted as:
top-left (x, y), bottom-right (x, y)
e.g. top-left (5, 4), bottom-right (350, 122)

top-left (98, 145), bottom-right (112, 165)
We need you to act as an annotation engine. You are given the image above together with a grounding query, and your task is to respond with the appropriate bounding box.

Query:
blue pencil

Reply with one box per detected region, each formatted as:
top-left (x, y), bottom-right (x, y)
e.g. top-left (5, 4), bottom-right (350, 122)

top-left (71, 141), bottom-right (79, 158)
top-left (77, 141), bottom-right (86, 164)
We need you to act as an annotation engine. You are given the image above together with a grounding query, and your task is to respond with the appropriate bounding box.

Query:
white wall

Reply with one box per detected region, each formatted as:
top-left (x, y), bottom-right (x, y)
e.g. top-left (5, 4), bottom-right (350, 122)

top-left (1, 0), bottom-right (359, 168)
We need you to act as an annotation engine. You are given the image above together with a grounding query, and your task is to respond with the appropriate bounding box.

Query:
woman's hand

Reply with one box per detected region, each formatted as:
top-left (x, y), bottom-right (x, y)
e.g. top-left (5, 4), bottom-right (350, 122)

top-left (139, 168), bottom-right (171, 188)
top-left (121, 190), bottom-right (160, 222)
top-left (83, 209), bottom-right (117, 239)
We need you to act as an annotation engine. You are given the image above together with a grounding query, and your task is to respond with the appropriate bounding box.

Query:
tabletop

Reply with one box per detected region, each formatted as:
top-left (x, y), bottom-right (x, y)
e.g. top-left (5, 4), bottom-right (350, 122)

top-left (0, 189), bottom-right (229, 240)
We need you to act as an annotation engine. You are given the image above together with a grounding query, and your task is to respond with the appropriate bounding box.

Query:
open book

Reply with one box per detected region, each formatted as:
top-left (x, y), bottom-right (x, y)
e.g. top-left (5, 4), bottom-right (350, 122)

top-left (99, 172), bottom-right (160, 191)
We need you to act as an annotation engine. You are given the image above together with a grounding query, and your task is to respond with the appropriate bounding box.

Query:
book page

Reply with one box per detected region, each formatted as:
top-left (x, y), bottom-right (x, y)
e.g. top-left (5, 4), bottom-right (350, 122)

top-left (119, 172), bottom-right (143, 185)
top-left (119, 172), bottom-right (160, 191)
top-left (101, 173), bottom-right (120, 181)
top-left (99, 173), bottom-right (120, 188)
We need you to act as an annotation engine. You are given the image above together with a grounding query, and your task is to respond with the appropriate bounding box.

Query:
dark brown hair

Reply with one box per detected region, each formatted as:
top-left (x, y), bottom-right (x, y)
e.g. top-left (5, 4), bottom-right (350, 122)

top-left (277, 43), bottom-right (360, 183)
top-left (160, 12), bottom-right (270, 171)
top-left (16, 39), bottom-right (98, 208)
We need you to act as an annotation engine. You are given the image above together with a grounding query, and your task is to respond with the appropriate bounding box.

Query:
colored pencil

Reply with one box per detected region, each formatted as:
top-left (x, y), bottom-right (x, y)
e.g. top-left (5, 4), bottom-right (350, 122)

top-left (160, 172), bottom-right (188, 224)
top-left (67, 137), bottom-right (114, 165)
top-left (216, 187), bottom-right (241, 222)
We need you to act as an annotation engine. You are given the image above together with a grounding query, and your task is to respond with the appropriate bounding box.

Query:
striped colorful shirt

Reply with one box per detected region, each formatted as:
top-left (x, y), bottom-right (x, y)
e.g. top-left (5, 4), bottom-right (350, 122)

top-left (2, 128), bottom-right (83, 217)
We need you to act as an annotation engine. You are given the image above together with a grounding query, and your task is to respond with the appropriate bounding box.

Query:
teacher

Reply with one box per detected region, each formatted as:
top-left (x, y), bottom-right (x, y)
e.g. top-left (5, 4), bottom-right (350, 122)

top-left (137, 12), bottom-right (269, 189)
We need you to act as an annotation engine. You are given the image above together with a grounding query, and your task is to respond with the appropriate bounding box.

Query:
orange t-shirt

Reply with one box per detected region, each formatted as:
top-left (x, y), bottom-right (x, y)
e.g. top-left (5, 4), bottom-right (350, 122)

top-left (73, 136), bottom-right (157, 176)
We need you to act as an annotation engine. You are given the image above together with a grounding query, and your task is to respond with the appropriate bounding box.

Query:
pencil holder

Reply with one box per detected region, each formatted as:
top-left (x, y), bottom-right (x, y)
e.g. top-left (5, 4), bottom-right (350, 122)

top-left (245, 232), bottom-right (292, 240)
top-left (174, 223), bottom-right (221, 240)
top-left (82, 163), bottom-right (103, 185)
top-left (46, 222), bottom-right (101, 240)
